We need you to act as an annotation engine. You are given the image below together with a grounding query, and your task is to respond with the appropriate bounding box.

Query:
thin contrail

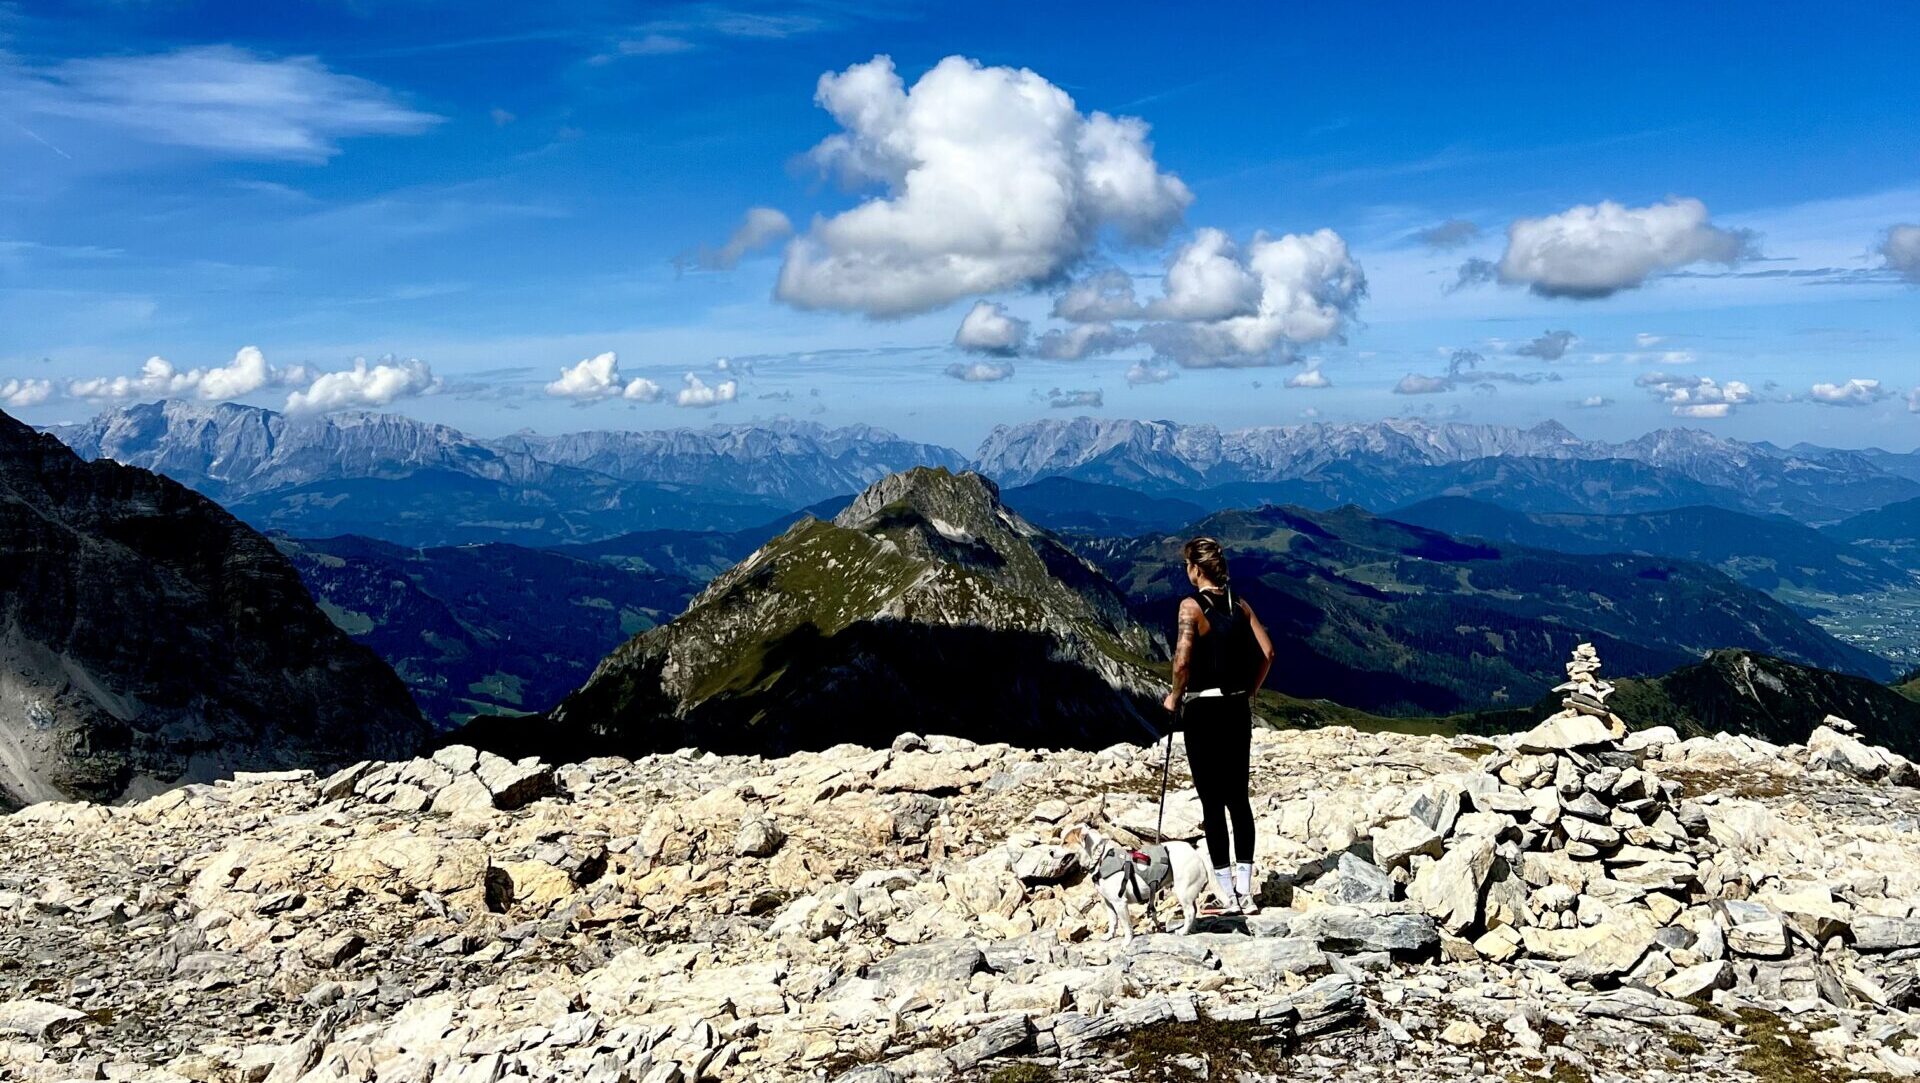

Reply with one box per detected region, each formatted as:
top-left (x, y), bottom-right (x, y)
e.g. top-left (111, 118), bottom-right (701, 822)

top-left (4, 114), bottom-right (73, 160)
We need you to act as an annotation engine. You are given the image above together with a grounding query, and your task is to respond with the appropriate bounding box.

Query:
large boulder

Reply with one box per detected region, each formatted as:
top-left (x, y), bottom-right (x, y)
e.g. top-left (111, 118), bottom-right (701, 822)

top-left (1408, 835), bottom-right (1495, 934)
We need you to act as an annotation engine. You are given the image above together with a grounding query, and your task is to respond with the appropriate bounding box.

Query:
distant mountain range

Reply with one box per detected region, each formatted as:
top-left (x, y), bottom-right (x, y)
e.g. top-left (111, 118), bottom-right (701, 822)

top-left (48, 401), bottom-right (959, 545)
top-left (0, 409), bottom-right (427, 807)
top-left (462, 468), bottom-right (1167, 761)
top-left (976, 417), bottom-right (1920, 523)
top-left (48, 404), bottom-right (1920, 550)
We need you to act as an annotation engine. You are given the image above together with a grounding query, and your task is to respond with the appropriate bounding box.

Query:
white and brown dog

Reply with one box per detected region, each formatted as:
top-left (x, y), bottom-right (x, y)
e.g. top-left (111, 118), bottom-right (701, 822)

top-left (1062, 824), bottom-right (1212, 944)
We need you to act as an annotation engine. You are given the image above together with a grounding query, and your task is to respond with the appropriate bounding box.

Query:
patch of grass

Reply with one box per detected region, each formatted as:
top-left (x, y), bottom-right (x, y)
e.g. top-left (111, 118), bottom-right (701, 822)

top-left (1114, 1016), bottom-right (1286, 1083)
top-left (1732, 1008), bottom-right (1862, 1083)
top-left (1453, 740), bottom-right (1499, 762)
top-left (986, 1064), bottom-right (1055, 1083)
top-left (1668, 1032), bottom-right (1706, 1056)
top-left (1665, 768), bottom-right (1793, 801)
top-left (1547, 1062), bottom-right (1592, 1083)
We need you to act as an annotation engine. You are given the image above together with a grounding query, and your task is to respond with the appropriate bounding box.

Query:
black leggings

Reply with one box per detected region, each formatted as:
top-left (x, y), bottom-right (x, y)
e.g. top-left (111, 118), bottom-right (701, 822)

top-left (1184, 694), bottom-right (1255, 867)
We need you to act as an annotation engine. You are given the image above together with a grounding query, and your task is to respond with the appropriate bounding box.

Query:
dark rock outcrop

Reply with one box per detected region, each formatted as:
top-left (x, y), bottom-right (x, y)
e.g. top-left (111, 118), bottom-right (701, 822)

top-left (0, 409), bottom-right (428, 807)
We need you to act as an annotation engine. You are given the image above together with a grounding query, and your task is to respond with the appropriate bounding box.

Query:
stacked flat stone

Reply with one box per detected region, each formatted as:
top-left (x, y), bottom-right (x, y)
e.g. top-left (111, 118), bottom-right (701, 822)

top-left (1334, 643), bottom-right (1920, 1022)
top-left (1345, 645), bottom-right (1716, 986)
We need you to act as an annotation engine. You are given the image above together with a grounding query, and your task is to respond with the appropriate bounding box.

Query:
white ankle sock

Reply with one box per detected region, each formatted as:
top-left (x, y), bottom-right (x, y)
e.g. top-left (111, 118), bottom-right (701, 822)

top-left (1233, 863), bottom-right (1253, 896)
top-left (1212, 867), bottom-right (1236, 902)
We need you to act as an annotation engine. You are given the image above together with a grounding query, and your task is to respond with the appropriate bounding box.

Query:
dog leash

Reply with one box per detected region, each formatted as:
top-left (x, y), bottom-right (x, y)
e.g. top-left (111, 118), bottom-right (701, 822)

top-left (1155, 702), bottom-right (1177, 841)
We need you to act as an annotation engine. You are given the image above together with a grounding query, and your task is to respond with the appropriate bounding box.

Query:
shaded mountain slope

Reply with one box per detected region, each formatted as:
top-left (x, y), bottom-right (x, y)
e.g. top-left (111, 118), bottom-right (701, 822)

top-left (223, 468), bottom-right (783, 547)
top-left (1390, 497), bottom-right (1910, 595)
top-left (463, 468), bottom-right (1165, 760)
top-left (1605, 649), bottom-right (1920, 761)
top-left (1083, 504), bottom-right (1896, 717)
top-left (276, 535), bottom-right (701, 727)
top-left (0, 409), bottom-right (427, 808)
top-left (1826, 496), bottom-right (1920, 571)
top-left (998, 477), bottom-right (1208, 535)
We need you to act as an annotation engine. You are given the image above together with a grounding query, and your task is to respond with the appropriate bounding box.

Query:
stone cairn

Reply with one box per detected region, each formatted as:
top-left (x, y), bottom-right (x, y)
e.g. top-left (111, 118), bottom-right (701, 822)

top-left (1346, 642), bottom-right (1864, 998)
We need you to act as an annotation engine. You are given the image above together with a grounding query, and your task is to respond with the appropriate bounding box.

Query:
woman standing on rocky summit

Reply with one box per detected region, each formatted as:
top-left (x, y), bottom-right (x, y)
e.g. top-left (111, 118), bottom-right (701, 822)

top-left (1162, 536), bottom-right (1276, 915)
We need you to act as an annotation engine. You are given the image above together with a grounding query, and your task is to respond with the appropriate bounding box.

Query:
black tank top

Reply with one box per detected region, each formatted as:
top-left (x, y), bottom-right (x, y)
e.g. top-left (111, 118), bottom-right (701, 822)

top-left (1188, 586), bottom-right (1256, 694)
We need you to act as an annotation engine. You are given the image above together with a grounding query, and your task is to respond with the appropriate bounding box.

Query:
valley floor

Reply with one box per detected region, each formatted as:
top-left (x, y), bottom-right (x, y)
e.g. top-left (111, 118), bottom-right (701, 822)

top-left (2, 723), bottom-right (1918, 1083)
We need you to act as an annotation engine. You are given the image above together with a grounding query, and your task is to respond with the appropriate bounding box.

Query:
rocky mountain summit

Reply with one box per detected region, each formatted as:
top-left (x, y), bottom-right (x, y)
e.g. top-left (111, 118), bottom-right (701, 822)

top-left (465, 468), bottom-right (1164, 760)
top-left (5, 642), bottom-right (1920, 1082)
top-left (0, 409), bottom-right (427, 808)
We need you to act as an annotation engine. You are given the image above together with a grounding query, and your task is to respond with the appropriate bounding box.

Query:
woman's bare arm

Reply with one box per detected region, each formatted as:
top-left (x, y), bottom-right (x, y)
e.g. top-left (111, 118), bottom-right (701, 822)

top-left (1163, 596), bottom-right (1203, 713)
top-left (1242, 597), bottom-right (1275, 693)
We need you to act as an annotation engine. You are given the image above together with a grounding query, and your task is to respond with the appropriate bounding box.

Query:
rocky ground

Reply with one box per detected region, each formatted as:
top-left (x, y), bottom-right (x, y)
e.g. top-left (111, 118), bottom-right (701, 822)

top-left (3, 708), bottom-right (1920, 1082)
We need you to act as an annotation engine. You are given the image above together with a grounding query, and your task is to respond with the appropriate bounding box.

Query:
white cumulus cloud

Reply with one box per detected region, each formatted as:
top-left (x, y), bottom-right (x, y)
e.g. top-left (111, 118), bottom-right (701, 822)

top-left (1124, 361), bottom-right (1175, 386)
top-left (284, 356), bottom-right (438, 414)
top-left (1057, 228), bottom-right (1365, 367)
top-left (1286, 363), bottom-right (1331, 389)
top-left (773, 54), bottom-right (1192, 317)
top-left (1393, 373), bottom-right (1452, 395)
top-left (1637, 372), bottom-right (1753, 418)
top-left (543, 351), bottom-right (663, 403)
top-left (952, 301), bottom-right (1030, 356)
top-left (1908, 387), bottom-right (1920, 414)
top-left (1, 377), bottom-right (56, 408)
top-left (1881, 224), bottom-right (1920, 283)
top-left (676, 373), bottom-right (737, 408)
top-left (1808, 378), bottom-right (1893, 407)
top-left (945, 359), bottom-right (1014, 382)
top-left (67, 346), bottom-right (309, 403)
top-left (1148, 227), bottom-right (1260, 321)
top-left (1486, 197), bottom-right (1755, 299)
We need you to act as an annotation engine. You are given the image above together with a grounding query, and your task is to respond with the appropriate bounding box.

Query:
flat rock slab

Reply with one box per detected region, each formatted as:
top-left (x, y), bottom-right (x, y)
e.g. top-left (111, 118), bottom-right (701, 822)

top-left (0, 999), bottom-right (87, 1040)
top-left (1291, 905), bottom-right (1439, 957)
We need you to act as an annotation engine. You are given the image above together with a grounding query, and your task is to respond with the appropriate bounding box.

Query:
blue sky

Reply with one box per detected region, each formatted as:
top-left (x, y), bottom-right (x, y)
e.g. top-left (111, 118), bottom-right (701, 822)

top-left (2, 0), bottom-right (1916, 451)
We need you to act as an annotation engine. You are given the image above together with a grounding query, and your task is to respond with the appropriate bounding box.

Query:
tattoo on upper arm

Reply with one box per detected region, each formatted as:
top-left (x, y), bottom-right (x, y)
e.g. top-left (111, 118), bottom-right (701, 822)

top-left (1174, 606), bottom-right (1197, 661)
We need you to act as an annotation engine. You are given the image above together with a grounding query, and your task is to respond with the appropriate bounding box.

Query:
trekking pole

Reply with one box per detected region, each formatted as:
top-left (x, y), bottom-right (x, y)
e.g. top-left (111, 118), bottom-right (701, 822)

top-left (1155, 701), bottom-right (1177, 841)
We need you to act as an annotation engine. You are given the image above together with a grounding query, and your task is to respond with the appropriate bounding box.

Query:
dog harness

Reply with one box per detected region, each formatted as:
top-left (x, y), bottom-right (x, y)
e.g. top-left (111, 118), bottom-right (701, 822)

top-left (1097, 843), bottom-right (1172, 902)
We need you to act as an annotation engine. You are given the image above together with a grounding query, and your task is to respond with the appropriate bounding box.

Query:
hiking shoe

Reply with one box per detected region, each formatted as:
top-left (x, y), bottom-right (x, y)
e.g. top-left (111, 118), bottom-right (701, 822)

top-left (1236, 894), bottom-right (1259, 915)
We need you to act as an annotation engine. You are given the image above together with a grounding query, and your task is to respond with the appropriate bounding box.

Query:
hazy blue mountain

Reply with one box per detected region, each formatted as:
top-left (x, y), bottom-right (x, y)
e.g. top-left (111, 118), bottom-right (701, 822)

top-left (48, 401), bottom-right (957, 544)
top-left (0, 409), bottom-right (427, 808)
top-left (1826, 496), bottom-right (1920, 569)
top-left (485, 419), bottom-right (967, 505)
top-left (1083, 503), bottom-right (1898, 716)
top-left (1389, 497), bottom-right (1911, 595)
top-left (999, 476), bottom-right (1208, 534)
top-left (277, 534), bottom-right (700, 727)
top-left (49, 399), bottom-right (529, 501)
top-left (974, 417), bottom-right (1920, 522)
top-left (223, 469), bottom-right (785, 547)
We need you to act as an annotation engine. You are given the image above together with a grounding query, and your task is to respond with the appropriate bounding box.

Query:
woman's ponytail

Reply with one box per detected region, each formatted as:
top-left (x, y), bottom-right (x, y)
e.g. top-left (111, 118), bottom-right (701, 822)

top-left (1182, 536), bottom-right (1230, 585)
